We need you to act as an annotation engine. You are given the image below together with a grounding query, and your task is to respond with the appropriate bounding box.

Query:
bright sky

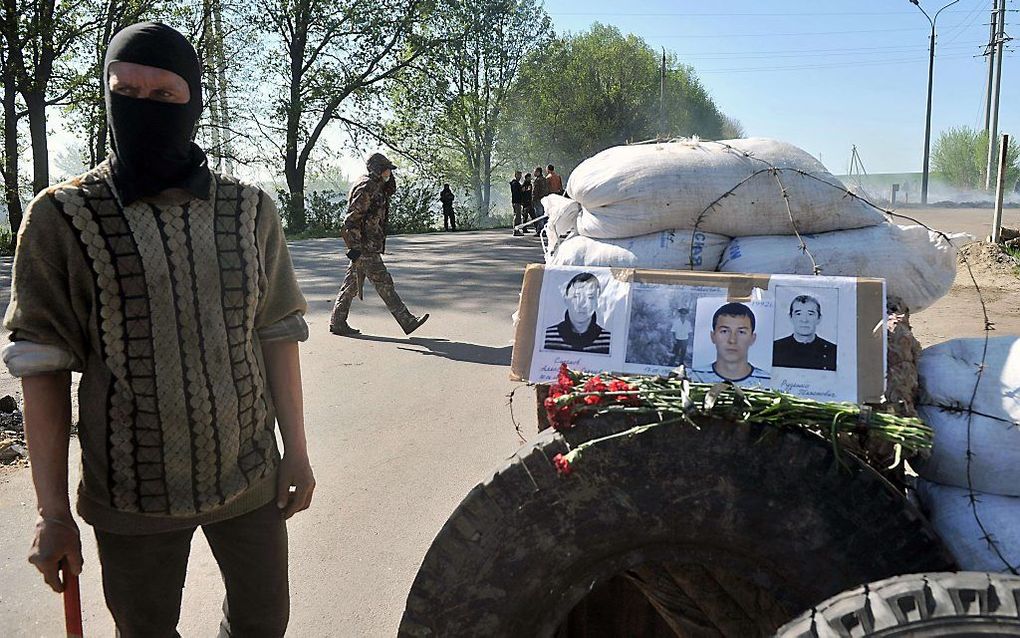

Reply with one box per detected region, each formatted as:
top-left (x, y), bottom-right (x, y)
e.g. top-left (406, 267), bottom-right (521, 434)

top-left (544, 0), bottom-right (1018, 175)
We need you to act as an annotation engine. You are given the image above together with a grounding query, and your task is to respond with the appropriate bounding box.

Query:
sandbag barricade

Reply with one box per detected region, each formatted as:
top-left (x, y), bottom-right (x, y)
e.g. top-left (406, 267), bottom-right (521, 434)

top-left (916, 479), bottom-right (1020, 573)
top-left (914, 337), bottom-right (1020, 573)
top-left (567, 138), bottom-right (887, 239)
top-left (916, 337), bottom-right (1020, 495)
top-left (718, 224), bottom-right (965, 313)
top-left (547, 229), bottom-right (729, 271)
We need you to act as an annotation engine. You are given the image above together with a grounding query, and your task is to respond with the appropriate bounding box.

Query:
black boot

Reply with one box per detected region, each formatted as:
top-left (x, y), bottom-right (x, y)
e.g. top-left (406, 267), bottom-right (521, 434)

top-left (330, 320), bottom-right (361, 336)
top-left (398, 313), bottom-right (430, 336)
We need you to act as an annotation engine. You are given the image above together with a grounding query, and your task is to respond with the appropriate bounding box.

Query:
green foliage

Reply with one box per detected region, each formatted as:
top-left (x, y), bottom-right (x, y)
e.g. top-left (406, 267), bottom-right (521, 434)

top-left (504, 23), bottom-right (733, 173)
top-left (387, 177), bottom-right (440, 234)
top-left (931, 126), bottom-right (1019, 190)
top-left (386, 0), bottom-right (552, 218)
top-left (0, 228), bottom-right (14, 256)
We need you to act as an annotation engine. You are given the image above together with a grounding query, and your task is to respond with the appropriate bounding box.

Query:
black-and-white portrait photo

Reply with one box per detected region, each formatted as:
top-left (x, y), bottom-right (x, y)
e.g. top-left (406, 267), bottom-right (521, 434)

top-left (543, 271), bottom-right (613, 354)
top-left (624, 284), bottom-right (727, 369)
top-left (772, 286), bottom-right (839, 371)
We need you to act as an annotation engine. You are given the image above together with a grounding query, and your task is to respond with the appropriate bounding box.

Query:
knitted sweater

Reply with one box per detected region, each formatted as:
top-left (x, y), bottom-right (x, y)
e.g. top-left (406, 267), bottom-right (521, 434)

top-left (3, 162), bottom-right (308, 534)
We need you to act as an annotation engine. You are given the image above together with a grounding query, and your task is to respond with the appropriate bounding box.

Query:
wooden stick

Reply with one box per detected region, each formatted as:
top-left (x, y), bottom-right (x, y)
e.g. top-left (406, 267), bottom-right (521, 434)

top-left (61, 562), bottom-right (83, 638)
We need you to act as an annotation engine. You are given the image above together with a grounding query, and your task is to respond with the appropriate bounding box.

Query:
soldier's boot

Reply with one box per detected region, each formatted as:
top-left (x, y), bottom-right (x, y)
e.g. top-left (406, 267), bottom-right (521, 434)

top-left (329, 284), bottom-right (360, 336)
top-left (395, 311), bottom-right (430, 336)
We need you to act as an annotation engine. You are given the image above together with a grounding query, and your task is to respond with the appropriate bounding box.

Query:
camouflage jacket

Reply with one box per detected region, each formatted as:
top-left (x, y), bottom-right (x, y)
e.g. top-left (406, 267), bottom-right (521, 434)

top-left (342, 173), bottom-right (394, 254)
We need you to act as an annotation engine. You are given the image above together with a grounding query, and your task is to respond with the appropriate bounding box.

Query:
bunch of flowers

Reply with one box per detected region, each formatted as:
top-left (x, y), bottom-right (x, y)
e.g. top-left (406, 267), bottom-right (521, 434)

top-left (545, 364), bottom-right (933, 477)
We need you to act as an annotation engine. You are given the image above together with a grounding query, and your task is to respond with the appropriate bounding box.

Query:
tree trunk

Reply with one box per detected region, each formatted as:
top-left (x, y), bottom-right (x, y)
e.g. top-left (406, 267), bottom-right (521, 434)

top-left (24, 90), bottom-right (48, 193)
top-left (284, 161), bottom-right (306, 233)
top-left (481, 144), bottom-right (493, 221)
top-left (3, 74), bottom-right (23, 233)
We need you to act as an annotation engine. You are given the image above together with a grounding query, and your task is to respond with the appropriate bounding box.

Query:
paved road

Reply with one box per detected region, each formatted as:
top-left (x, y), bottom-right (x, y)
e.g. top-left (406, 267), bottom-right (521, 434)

top-left (0, 207), bottom-right (1017, 636)
top-left (0, 230), bottom-right (544, 636)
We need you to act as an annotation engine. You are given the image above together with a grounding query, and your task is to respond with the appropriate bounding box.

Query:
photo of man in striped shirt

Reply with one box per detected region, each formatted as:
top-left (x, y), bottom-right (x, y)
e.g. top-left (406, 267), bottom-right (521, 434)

top-left (543, 272), bottom-right (613, 355)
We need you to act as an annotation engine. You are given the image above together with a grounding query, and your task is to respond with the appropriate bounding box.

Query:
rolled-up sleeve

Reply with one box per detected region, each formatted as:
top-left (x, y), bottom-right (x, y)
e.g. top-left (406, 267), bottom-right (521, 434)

top-left (3, 193), bottom-right (91, 376)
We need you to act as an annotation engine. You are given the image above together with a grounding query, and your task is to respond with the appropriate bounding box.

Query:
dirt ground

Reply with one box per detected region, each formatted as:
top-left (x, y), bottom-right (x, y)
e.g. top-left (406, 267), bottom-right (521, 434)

top-left (898, 208), bottom-right (1020, 345)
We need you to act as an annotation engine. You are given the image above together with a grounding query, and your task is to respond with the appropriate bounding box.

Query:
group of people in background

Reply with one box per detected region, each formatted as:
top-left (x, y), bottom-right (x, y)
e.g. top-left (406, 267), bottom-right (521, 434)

top-left (510, 165), bottom-right (564, 236)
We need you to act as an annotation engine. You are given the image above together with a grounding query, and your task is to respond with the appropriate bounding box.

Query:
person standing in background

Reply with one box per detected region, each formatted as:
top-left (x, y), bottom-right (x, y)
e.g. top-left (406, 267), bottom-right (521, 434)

top-left (510, 171), bottom-right (524, 236)
top-left (439, 183), bottom-right (456, 232)
top-left (531, 166), bottom-right (549, 233)
top-left (521, 173), bottom-right (534, 235)
top-left (546, 164), bottom-right (564, 196)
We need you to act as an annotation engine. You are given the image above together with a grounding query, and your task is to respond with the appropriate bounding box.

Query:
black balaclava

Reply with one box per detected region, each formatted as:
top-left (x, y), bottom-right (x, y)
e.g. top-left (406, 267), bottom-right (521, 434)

top-left (104, 22), bottom-right (210, 204)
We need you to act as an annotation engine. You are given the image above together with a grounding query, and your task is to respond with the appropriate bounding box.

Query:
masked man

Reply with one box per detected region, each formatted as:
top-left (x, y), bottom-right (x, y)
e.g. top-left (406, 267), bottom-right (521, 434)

top-left (3, 22), bottom-right (313, 637)
top-left (329, 153), bottom-right (429, 336)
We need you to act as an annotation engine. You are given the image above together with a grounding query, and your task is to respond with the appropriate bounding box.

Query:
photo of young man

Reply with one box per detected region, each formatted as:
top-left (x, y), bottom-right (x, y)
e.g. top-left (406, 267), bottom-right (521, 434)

top-left (773, 294), bottom-right (838, 371)
top-left (543, 272), bottom-right (612, 354)
top-left (691, 302), bottom-right (771, 387)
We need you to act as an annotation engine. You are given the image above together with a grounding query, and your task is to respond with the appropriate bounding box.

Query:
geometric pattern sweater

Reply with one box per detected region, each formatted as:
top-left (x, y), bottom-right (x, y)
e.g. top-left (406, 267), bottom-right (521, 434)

top-left (3, 162), bottom-right (308, 534)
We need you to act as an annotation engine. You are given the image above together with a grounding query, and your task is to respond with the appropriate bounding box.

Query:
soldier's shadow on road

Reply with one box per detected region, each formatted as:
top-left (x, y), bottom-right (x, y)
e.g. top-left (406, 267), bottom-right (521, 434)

top-left (346, 334), bottom-right (512, 366)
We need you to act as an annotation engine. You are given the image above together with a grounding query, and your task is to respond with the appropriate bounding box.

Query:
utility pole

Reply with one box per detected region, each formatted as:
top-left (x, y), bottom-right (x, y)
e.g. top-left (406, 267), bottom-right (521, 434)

top-left (908, 0), bottom-right (960, 206)
top-left (983, 0), bottom-right (997, 135)
top-left (984, 0), bottom-right (1007, 190)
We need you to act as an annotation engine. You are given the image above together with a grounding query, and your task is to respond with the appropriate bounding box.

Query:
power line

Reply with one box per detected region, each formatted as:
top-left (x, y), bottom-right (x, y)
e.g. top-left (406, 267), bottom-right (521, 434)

top-left (633, 27), bottom-right (986, 38)
top-left (673, 43), bottom-right (986, 60)
top-left (694, 52), bottom-right (1002, 74)
top-left (548, 9), bottom-right (1019, 17)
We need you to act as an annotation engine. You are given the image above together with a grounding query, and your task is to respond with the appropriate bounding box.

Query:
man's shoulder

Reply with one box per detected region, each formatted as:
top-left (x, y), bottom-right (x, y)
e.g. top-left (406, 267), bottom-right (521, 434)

top-left (349, 174), bottom-right (380, 195)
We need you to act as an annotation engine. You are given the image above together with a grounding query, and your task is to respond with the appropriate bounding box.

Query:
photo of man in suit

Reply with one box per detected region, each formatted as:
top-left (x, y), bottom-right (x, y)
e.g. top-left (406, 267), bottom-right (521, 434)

top-left (773, 294), bottom-right (837, 371)
top-left (543, 272), bottom-right (612, 354)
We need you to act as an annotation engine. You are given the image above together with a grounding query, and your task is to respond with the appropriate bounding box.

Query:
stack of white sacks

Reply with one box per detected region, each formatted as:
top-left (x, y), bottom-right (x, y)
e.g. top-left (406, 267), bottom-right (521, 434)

top-left (915, 337), bottom-right (1020, 573)
top-left (542, 137), bottom-right (962, 312)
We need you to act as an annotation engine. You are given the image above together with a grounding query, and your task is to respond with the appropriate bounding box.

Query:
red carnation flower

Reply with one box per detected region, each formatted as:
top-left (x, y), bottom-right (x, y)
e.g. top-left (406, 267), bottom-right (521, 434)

top-left (584, 394), bottom-right (602, 406)
top-left (552, 453), bottom-right (573, 476)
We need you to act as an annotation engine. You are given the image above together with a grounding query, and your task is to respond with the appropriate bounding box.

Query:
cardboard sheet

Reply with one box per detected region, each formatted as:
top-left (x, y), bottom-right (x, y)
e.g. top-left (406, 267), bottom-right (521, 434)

top-left (511, 265), bottom-right (886, 404)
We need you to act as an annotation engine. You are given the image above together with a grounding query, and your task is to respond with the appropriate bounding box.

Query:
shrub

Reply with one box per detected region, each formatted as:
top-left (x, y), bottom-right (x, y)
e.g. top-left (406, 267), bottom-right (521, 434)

top-left (0, 228), bottom-right (14, 256)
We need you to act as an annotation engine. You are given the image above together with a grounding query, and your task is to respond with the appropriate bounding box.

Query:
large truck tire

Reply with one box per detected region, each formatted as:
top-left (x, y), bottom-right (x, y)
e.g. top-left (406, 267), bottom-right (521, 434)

top-left (399, 415), bottom-right (955, 637)
top-left (777, 572), bottom-right (1020, 637)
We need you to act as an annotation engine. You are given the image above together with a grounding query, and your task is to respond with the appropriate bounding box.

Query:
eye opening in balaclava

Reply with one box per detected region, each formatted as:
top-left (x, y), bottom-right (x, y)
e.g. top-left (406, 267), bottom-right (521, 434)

top-left (104, 21), bottom-right (209, 204)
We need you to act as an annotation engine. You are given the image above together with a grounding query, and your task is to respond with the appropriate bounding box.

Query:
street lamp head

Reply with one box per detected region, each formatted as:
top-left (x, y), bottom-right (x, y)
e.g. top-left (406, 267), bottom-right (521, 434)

top-left (909, 0), bottom-right (919, 4)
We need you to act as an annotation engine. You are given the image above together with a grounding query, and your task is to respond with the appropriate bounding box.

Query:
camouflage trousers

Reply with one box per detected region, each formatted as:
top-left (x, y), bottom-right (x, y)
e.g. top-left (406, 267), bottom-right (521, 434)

top-left (330, 252), bottom-right (411, 326)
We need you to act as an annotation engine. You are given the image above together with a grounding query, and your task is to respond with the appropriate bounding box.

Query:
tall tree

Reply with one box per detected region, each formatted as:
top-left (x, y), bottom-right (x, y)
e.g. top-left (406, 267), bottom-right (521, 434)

top-left (255, 0), bottom-right (434, 231)
top-left (387, 0), bottom-right (550, 218)
top-left (1, 46), bottom-right (25, 231)
top-left (506, 24), bottom-right (731, 173)
top-left (1, 0), bottom-right (103, 197)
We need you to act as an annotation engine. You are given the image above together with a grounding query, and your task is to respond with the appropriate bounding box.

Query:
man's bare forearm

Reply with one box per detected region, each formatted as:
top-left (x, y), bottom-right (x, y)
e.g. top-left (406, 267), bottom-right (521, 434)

top-left (261, 340), bottom-right (307, 456)
top-left (22, 371), bottom-right (74, 519)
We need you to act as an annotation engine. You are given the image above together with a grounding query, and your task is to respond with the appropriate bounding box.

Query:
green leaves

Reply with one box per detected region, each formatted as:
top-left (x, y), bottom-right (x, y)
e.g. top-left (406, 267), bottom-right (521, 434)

top-left (504, 23), bottom-right (733, 174)
top-left (932, 126), bottom-right (1019, 190)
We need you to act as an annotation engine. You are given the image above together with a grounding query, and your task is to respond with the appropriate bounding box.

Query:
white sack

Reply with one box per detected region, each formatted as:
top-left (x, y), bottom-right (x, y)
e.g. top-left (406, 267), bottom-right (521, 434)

top-left (539, 194), bottom-right (582, 255)
top-left (916, 337), bottom-right (1020, 496)
top-left (717, 223), bottom-right (959, 312)
top-left (916, 479), bottom-right (1020, 573)
top-left (547, 229), bottom-right (729, 271)
top-left (569, 138), bottom-right (887, 238)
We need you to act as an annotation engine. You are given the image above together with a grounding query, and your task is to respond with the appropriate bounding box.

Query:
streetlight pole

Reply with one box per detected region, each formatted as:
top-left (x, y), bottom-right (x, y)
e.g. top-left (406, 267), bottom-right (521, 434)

top-left (909, 0), bottom-right (960, 205)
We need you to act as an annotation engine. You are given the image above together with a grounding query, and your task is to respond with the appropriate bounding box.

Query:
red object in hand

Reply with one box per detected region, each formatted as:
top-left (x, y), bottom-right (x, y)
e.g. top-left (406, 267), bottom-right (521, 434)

top-left (61, 563), bottom-right (83, 638)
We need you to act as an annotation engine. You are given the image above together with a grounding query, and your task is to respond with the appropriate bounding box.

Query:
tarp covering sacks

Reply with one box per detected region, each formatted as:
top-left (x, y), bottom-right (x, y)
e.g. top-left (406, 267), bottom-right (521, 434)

top-left (547, 229), bottom-right (730, 271)
top-left (916, 478), bottom-right (1020, 573)
top-left (717, 224), bottom-right (963, 312)
top-left (568, 138), bottom-right (887, 239)
top-left (916, 336), bottom-right (1020, 496)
